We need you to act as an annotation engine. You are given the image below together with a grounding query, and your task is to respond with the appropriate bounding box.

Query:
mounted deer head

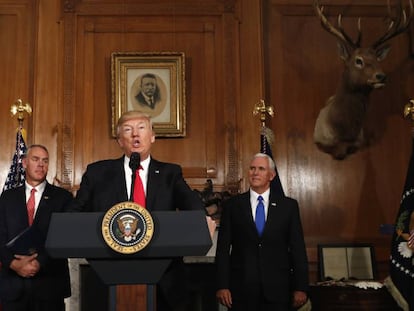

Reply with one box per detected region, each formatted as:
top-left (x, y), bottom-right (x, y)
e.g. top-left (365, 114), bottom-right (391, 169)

top-left (313, 0), bottom-right (413, 159)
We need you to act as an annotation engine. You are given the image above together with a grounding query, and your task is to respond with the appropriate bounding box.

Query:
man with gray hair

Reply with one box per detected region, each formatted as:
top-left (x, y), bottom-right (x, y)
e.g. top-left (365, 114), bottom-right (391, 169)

top-left (216, 153), bottom-right (309, 310)
top-left (0, 144), bottom-right (72, 311)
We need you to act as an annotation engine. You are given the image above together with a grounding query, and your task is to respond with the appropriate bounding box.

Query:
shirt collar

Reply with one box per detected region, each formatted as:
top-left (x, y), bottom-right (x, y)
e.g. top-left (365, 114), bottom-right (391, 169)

top-left (25, 180), bottom-right (46, 193)
top-left (125, 154), bottom-right (151, 172)
top-left (250, 188), bottom-right (270, 203)
top-left (140, 156), bottom-right (150, 172)
top-left (142, 94), bottom-right (153, 102)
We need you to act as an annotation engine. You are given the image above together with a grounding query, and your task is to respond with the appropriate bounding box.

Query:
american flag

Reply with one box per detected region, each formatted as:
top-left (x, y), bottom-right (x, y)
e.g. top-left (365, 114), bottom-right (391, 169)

top-left (2, 127), bottom-right (27, 192)
top-left (385, 136), bottom-right (414, 310)
top-left (260, 126), bottom-right (285, 198)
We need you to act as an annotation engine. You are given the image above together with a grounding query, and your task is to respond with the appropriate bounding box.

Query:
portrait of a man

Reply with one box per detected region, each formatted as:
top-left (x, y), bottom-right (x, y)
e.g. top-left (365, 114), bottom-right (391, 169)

top-left (114, 51), bottom-right (186, 137)
top-left (129, 72), bottom-right (168, 121)
top-left (135, 73), bottom-right (162, 110)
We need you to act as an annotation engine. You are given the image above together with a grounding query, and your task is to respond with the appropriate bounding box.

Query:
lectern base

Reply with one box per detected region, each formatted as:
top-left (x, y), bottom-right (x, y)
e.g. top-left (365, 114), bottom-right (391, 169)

top-left (80, 263), bottom-right (222, 311)
top-left (81, 265), bottom-right (152, 311)
top-left (111, 284), bottom-right (152, 311)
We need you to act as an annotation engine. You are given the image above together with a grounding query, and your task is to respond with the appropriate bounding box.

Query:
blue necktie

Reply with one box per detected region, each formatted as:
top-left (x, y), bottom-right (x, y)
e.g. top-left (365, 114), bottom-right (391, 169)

top-left (255, 196), bottom-right (265, 235)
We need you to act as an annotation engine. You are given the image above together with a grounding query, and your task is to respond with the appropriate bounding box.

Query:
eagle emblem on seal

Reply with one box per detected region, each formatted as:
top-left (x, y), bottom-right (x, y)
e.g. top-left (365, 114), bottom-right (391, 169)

top-left (117, 214), bottom-right (141, 242)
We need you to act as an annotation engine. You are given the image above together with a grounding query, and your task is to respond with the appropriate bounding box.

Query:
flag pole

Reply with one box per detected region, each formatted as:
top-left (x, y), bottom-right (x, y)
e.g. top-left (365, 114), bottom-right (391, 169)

top-left (253, 99), bottom-right (276, 147)
top-left (2, 99), bottom-right (31, 192)
top-left (403, 99), bottom-right (414, 247)
top-left (253, 99), bottom-right (285, 198)
top-left (384, 99), bottom-right (414, 311)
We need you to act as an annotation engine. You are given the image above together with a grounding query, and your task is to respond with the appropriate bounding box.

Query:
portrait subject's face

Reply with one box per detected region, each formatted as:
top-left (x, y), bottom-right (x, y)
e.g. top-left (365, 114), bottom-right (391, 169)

top-left (117, 117), bottom-right (155, 160)
top-left (248, 156), bottom-right (275, 194)
top-left (141, 77), bottom-right (157, 97)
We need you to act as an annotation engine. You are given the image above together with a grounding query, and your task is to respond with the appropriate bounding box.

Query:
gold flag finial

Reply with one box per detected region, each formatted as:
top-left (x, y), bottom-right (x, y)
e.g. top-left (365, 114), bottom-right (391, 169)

top-left (253, 99), bottom-right (274, 127)
top-left (10, 99), bottom-right (32, 142)
top-left (404, 99), bottom-right (414, 121)
top-left (10, 99), bottom-right (32, 124)
top-left (403, 99), bottom-right (414, 138)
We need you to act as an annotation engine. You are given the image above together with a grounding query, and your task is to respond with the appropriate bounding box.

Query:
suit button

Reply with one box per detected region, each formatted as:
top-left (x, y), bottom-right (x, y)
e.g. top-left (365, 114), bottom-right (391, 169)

top-left (258, 243), bottom-right (262, 247)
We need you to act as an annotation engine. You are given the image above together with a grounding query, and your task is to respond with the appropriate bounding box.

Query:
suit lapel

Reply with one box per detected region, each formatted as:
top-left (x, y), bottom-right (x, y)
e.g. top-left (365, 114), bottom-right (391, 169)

top-left (240, 192), bottom-right (258, 235)
top-left (262, 191), bottom-right (279, 236)
top-left (115, 157), bottom-right (129, 202)
top-left (146, 159), bottom-right (161, 211)
top-left (267, 191), bottom-right (278, 216)
top-left (34, 183), bottom-right (52, 222)
top-left (16, 186), bottom-right (29, 223)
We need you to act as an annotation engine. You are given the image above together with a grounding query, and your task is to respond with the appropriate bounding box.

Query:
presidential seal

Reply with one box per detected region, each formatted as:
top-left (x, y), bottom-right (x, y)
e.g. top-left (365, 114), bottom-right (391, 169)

top-left (101, 201), bottom-right (154, 254)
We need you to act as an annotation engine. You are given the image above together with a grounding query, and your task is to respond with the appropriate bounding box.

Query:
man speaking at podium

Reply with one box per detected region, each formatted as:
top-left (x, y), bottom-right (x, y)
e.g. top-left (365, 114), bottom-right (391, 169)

top-left (68, 110), bottom-right (206, 311)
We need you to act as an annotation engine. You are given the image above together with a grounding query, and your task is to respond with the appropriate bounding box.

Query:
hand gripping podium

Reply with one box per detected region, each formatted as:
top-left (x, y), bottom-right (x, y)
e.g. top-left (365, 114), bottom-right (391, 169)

top-left (45, 210), bottom-right (212, 311)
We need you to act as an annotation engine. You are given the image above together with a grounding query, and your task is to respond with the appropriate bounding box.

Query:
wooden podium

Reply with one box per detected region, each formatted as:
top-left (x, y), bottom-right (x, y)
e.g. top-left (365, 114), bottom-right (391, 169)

top-left (45, 211), bottom-right (212, 311)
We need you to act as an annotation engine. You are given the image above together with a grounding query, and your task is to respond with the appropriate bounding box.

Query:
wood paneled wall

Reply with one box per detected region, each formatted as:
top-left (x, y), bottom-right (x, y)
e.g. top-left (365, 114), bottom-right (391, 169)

top-left (263, 0), bottom-right (414, 280)
top-left (0, 0), bottom-right (36, 180)
top-left (60, 0), bottom-right (243, 193)
top-left (0, 0), bottom-right (413, 283)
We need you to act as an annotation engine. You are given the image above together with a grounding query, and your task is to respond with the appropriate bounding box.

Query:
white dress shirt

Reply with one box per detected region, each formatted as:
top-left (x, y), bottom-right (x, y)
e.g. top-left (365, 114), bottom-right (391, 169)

top-left (124, 155), bottom-right (150, 199)
top-left (250, 188), bottom-right (270, 221)
top-left (25, 181), bottom-right (46, 219)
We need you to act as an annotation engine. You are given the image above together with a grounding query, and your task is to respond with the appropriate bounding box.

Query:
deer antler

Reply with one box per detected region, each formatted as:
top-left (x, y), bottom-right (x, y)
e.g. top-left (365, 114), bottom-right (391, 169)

top-left (313, 0), bottom-right (413, 160)
top-left (313, 0), bottom-right (362, 48)
top-left (372, 0), bottom-right (413, 48)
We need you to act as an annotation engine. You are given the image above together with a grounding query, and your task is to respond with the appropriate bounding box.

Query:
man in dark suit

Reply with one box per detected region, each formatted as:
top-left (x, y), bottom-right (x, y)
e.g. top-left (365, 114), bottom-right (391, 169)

top-left (0, 144), bottom-right (72, 311)
top-left (216, 153), bottom-right (309, 311)
top-left (68, 110), bottom-right (211, 311)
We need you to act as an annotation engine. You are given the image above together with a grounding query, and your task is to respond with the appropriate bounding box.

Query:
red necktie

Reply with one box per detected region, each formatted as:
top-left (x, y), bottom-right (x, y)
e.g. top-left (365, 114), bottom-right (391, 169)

top-left (27, 188), bottom-right (36, 225)
top-left (133, 166), bottom-right (146, 208)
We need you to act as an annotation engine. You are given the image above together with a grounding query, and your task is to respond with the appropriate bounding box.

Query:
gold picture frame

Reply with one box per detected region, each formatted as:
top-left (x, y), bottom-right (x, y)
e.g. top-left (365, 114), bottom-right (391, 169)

top-left (111, 51), bottom-right (186, 137)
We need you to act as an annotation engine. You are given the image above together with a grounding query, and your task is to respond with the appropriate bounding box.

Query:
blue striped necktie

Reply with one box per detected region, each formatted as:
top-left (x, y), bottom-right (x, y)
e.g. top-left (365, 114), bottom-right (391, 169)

top-left (255, 195), bottom-right (265, 235)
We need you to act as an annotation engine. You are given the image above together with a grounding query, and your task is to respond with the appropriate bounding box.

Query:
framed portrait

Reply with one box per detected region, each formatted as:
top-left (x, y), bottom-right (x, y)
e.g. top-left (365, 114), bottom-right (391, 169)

top-left (318, 243), bottom-right (376, 281)
top-left (111, 51), bottom-right (186, 137)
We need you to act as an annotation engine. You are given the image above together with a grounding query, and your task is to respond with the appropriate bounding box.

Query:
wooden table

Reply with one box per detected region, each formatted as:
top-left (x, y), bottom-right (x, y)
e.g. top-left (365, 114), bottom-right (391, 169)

top-left (309, 284), bottom-right (401, 310)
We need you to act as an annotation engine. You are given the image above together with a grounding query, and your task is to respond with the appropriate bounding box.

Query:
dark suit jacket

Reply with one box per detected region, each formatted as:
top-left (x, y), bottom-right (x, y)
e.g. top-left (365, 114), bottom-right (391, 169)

top-left (0, 183), bottom-right (72, 302)
top-left (215, 190), bottom-right (309, 306)
top-left (68, 156), bottom-right (204, 307)
top-left (135, 91), bottom-right (160, 110)
top-left (69, 156), bottom-right (203, 212)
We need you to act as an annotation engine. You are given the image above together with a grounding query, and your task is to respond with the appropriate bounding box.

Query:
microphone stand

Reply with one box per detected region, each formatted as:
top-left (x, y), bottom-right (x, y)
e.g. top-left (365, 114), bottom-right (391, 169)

top-left (129, 152), bottom-right (140, 201)
top-left (130, 170), bottom-right (137, 201)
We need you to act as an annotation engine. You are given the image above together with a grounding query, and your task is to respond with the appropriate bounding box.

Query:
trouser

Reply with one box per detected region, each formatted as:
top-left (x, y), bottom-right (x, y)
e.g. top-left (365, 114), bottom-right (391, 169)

top-left (2, 280), bottom-right (65, 311)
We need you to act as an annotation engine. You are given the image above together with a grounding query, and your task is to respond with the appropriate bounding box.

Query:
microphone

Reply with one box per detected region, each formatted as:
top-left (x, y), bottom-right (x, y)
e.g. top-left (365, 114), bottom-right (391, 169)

top-left (129, 152), bottom-right (140, 201)
top-left (129, 152), bottom-right (140, 172)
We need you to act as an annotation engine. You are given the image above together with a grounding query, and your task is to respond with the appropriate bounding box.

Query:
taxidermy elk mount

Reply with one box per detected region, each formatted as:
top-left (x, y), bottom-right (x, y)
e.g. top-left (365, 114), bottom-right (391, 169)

top-left (313, 0), bottom-right (413, 160)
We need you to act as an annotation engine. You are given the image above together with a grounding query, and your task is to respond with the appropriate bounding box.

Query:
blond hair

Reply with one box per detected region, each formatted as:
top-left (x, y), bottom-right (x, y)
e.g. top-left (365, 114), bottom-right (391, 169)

top-left (116, 110), bottom-right (153, 137)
